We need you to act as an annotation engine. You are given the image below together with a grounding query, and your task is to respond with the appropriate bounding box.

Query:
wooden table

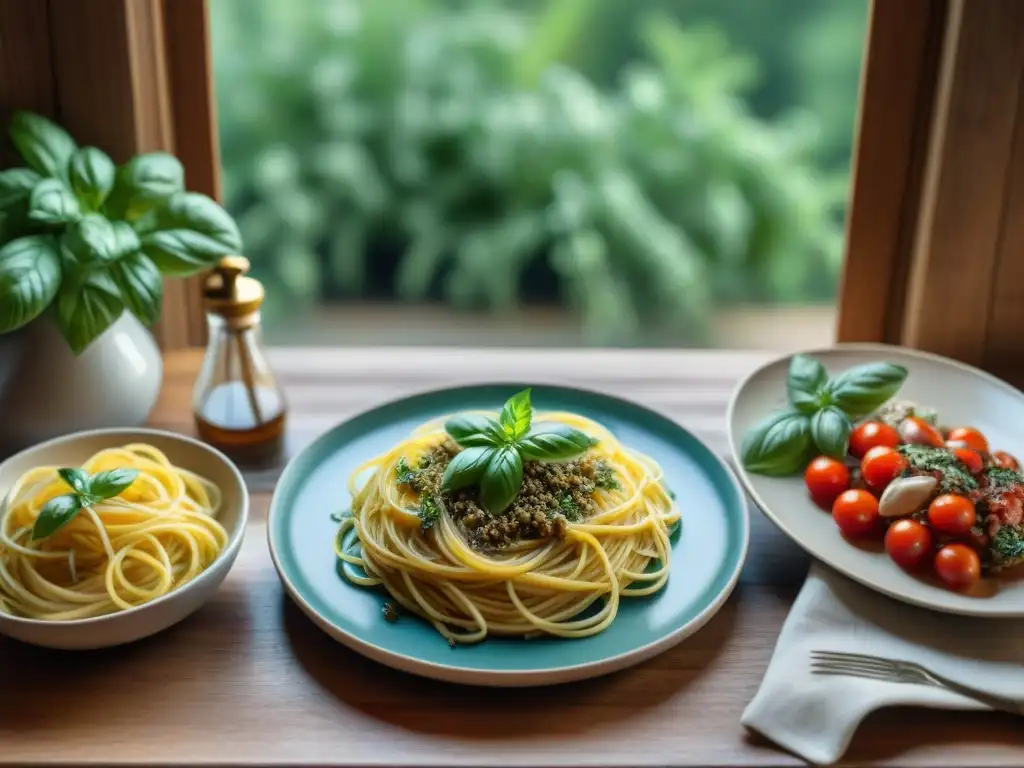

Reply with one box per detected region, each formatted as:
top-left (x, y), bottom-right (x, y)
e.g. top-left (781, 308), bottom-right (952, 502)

top-left (1, 349), bottom-right (1020, 767)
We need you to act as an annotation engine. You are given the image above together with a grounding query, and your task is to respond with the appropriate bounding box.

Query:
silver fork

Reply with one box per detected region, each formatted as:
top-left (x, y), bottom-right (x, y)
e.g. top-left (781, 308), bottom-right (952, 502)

top-left (811, 650), bottom-right (1024, 716)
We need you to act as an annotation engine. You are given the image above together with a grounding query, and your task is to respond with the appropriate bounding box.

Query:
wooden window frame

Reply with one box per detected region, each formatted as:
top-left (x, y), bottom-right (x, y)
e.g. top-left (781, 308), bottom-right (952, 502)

top-left (3, 0), bottom-right (1024, 374)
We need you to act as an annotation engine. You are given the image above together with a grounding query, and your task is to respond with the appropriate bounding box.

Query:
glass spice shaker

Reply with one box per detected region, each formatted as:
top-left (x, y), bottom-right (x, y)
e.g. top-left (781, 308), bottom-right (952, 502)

top-left (192, 255), bottom-right (287, 466)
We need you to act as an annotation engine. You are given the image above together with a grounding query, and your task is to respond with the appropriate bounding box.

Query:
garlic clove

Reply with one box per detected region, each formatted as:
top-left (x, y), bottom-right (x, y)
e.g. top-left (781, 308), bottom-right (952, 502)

top-left (878, 475), bottom-right (938, 518)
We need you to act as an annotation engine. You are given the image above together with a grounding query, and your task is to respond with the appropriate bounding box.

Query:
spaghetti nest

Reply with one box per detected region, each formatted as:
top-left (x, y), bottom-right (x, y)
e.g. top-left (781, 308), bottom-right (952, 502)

top-left (336, 412), bottom-right (680, 644)
top-left (0, 444), bottom-right (227, 620)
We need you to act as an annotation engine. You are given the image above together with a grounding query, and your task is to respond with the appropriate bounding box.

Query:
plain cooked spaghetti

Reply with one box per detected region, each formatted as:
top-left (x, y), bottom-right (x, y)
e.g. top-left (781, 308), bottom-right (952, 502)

top-left (0, 444), bottom-right (227, 620)
top-left (336, 411), bottom-right (680, 644)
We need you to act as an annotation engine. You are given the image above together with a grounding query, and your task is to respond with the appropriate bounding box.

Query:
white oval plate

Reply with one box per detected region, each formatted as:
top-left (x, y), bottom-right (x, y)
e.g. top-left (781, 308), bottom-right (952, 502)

top-left (728, 343), bottom-right (1024, 617)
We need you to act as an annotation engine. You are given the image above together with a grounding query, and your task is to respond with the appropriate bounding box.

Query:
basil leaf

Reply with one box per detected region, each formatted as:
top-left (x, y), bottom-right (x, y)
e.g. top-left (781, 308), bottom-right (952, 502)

top-left (789, 390), bottom-right (822, 415)
top-left (0, 168), bottom-right (42, 209)
top-left (787, 354), bottom-right (828, 414)
top-left (480, 446), bottom-right (523, 514)
top-left (441, 446), bottom-right (494, 491)
top-left (741, 411), bottom-right (813, 476)
top-left (28, 178), bottom-right (81, 225)
top-left (31, 494), bottom-right (82, 540)
top-left (0, 235), bottom-right (61, 333)
top-left (139, 192), bottom-right (242, 276)
top-left (57, 467), bottom-right (90, 495)
top-left (827, 362), bottom-right (908, 418)
top-left (107, 152), bottom-right (184, 220)
top-left (68, 147), bottom-right (116, 210)
top-left (518, 424), bottom-right (596, 462)
top-left (444, 414), bottom-right (506, 447)
top-left (810, 406), bottom-right (852, 459)
top-left (111, 221), bottom-right (141, 259)
top-left (62, 214), bottom-right (120, 263)
top-left (499, 388), bottom-right (532, 441)
top-left (110, 252), bottom-right (162, 326)
top-left (9, 111), bottom-right (77, 181)
top-left (56, 268), bottom-right (124, 354)
top-left (88, 468), bottom-right (139, 500)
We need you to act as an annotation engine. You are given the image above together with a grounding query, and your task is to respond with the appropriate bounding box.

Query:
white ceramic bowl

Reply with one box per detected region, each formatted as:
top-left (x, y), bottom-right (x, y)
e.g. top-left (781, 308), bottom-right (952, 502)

top-left (0, 428), bottom-right (248, 649)
top-left (728, 343), bottom-right (1024, 617)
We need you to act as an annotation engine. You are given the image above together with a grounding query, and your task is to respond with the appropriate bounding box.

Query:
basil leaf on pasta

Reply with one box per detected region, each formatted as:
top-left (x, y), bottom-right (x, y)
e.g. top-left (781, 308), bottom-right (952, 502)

top-left (31, 494), bottom-right (82, 540)
top-left (88, 468), bottom-right (140, 500)
top-left (481, 446), bottom-right (523, 514)
top-left (499, 388), bottom-right (532, 441)
top-left (57, 467), bottom-right (90, 495)
top-left (441, 446), bottom-right (495, 491)
top-left (444, 414), bottom-right (506, 447)
top-left (518, 424), bottom-right (595, 462)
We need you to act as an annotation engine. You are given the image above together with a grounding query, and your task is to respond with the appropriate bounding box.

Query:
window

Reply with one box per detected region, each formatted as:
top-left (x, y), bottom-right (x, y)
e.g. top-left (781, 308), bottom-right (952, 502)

top-left (208, 0), bottom-right (868, 350)
top-left (7, 0), bottom-right (1024, 378)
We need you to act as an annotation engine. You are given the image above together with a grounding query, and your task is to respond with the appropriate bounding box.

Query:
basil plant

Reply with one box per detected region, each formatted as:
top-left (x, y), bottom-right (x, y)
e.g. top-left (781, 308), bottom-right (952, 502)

top-left (0, 110), bottom-right (242, 354)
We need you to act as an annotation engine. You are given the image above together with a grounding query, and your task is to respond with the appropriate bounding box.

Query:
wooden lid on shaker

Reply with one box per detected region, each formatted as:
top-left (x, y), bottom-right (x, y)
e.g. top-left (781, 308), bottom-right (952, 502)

top-left (203, 256), bottom-right (265, 318)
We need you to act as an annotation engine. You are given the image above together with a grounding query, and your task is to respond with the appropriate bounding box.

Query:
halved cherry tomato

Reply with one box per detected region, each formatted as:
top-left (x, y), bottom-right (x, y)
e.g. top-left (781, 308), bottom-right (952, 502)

top-left (946, 426), bottom-right (988, 453)
top-left (885, 519), bottom-right (933, 571)
top-left (927, 494), bottom-right (976, 537)
top-left (860, 446), bottom-right (908, 493)
top-left (993, 451), bottom-right (1020, 471)
top-left (899, 417), bottom-right (944, 448)
top-left (832, 489), bottom-right (880, 539)
top-left (804, 456), bottom-right (851, 508)
top-left (934, 544), bottom-right (981, 591)
top-left (951, 447), bottom-right (983, 475)
top-left (849, 421), bottom-right (900, 459)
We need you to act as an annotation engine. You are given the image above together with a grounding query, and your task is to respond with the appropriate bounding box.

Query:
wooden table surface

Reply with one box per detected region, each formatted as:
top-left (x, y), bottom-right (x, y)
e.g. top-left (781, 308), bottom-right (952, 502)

top-left (1, 348), bottom-right (1020, 767)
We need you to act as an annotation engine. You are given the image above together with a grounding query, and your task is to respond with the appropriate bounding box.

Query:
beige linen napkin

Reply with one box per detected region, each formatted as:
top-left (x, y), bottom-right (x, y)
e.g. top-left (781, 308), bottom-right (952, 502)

top-left (742, 563), bottom-right (1024, 765)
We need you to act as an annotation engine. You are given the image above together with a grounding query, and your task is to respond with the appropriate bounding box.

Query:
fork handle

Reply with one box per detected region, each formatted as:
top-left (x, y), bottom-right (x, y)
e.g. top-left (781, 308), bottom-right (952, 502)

top-left (921, 669), bottom-right (1024, 717)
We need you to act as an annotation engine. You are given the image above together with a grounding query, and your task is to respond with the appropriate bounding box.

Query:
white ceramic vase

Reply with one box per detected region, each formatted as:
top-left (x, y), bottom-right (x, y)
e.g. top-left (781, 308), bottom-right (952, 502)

top-left (0, 313), bottom-right (163, 452)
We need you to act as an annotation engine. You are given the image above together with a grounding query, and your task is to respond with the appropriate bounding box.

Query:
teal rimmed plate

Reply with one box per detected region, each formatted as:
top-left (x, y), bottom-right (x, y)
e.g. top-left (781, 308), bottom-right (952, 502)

top-left (268, 384), bottom-right (748, 686)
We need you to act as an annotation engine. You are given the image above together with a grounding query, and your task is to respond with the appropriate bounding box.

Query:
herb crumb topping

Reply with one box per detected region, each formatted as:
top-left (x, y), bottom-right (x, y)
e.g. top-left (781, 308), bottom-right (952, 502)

top-left (396, 441), bottom-right (617, 549)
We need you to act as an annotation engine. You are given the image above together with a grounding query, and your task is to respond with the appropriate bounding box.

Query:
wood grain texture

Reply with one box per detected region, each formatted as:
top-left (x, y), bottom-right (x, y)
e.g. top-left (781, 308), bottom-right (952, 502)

top-left (901, 0), bottom-right (1024, 365)
top-left (162, 0), bottom-right (221, 348)
top-left (836, 0), bottom-right (945, 345)
top-left (46, 0), bottom-right (192, 351)
top-left (0, 0), bottom-right (54, 168)
top-left (983, 68), bottom-right (1024, 384)
top-left (1, 349), bottom-right (1020, 766)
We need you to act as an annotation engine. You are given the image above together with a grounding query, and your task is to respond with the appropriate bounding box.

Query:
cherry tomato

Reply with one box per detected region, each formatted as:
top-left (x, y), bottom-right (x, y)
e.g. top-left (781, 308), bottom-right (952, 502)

top-left (927, 494), bottom-right (976, 537)
top-left (993, 451), bottom-right (1020, 471)
top-left (804, 456), bottom-right (851, 508)
top-left (946, 427), bottom-right (988, 453)
top-left (832, 489), bottom-right (880, 539)
top-left (934, 544), bottom-right (981, 591)
top-left (951, 447), bottom-right (983, 475)
top-left (899, 417), bottom-right (944, 448)
top-left (885, 519), bottom-right (933, 571)
top-left (849, 421), bottom-right (900, 459)
top-left (860, 446), bottom-right (909, 493)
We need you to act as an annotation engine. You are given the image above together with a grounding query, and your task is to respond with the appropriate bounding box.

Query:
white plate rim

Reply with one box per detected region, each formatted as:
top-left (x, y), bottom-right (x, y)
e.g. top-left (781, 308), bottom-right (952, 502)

top-left (267, 382), bottom-right (751, 687)
top-left (727, 341), bottom-right (1024, 618)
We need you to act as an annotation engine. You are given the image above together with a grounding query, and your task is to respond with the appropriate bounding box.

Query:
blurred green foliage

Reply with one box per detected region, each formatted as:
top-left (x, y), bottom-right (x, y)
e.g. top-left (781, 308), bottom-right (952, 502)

top-left (211, 0), bottom-right (863, 344)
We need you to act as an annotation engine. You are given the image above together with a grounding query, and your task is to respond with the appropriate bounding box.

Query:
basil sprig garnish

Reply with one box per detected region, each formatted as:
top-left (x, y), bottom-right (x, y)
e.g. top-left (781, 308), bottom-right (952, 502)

top-left (741, 412), bottom-right (813, 476)
top-left (441, 388), bottom-right (597, 514)
top-left (741, 355), bottom-right (907, 476)
top-left (31, 466), bottom-right (139, 540)
top-left (825, 362), bottom-right (909, 418)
